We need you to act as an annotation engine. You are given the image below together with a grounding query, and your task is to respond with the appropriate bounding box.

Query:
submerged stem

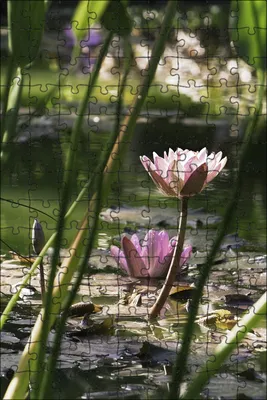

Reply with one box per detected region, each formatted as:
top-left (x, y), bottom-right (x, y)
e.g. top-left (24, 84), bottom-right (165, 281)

top-left (149, 197), bottom-right (188, 318)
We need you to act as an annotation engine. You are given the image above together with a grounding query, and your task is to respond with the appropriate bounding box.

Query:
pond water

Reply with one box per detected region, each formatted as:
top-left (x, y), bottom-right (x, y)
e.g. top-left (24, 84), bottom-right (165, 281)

top-left (1, 117), bottom-right (266, 399)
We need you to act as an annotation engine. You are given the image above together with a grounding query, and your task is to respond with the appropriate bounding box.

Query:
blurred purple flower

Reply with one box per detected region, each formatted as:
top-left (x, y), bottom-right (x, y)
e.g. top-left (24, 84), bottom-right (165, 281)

top-left (64, 26), bottom-right (102, 49)
top-left (111, 230), bottom-right (192, 279)
top-left (63, 26), bottom-right (102, 71)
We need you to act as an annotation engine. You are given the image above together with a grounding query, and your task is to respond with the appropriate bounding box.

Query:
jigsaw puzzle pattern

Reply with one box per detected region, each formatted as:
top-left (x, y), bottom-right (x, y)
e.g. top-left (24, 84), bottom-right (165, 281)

top-left (1, 1), bottom-right (266, 399)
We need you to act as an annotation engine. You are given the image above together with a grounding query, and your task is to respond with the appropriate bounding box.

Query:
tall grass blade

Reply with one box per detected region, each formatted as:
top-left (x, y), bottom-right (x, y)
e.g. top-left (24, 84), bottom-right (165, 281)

top-left (230, 0), bottom-right (266, 71)
top-left (1, 68), bottom-right (23, 162)
top-left (3, 2), bottom-right (178, 398)
top-left (1, 1), bottom-right (45, 162)
top-left (38, 37), bottom-right (133, 399)
top-left (3, 30), bottom-right (113, 400)
top-left (169, 67), bottom-right (265, 400)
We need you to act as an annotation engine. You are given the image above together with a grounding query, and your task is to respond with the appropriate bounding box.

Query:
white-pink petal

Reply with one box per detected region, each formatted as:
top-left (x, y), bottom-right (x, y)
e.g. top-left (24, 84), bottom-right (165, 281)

top-left (180, 246), bottom-right (192, 266)
top-left (140, 156), bottom-right (156, 172)
top-left (110, 245), bottom-right (129, 274)
top-left (141, 148), bottom-right (227, 199)
top-left (158, 230), bottom-right (169, 263)
top-left (153, 154), bottom-right (169, 177)
top-left (207, 151), bottom-right (223, 171)
top-left (206, 156), bottom-right (227, 183)
top-left (130, 234), bottom-right (142, 255)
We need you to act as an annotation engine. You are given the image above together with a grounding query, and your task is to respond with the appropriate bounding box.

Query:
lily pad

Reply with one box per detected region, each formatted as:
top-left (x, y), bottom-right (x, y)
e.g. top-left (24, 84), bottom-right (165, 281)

top-left (197, 309), bottom-right (238, 330)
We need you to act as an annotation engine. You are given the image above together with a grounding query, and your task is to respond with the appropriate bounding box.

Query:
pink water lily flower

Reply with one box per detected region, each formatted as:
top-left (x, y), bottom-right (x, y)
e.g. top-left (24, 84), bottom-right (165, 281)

top-left (110, 230), bottom-right (192, 278)
top-left (140, 147), bottom-right (227, 198)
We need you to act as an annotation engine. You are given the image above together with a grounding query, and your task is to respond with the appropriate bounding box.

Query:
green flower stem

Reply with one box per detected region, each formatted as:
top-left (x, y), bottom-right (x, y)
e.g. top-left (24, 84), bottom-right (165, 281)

top-left (1, 67), bottom-right (23, 163)
top-left (149, 197), bottom-right (189, 319)
top-left (182, 291), bottom-right (266, 399)
top-left (0, 56), bottom-right (15, 138)
top-left (169, 68), bottom-right (265, 400)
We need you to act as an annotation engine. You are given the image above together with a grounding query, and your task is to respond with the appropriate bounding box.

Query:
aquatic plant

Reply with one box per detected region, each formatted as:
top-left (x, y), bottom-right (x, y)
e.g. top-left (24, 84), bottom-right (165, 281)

top-left (140, 147), bottom-right (227, 198)
top-left (111, 230), bottom-right (192, 278)
top-left (141, 147), bottom-right (227, 318)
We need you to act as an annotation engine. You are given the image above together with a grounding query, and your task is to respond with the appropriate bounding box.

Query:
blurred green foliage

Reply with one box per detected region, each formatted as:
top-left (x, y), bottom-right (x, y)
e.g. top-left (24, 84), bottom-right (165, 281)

top-left (8, 0), bottom-right (45, 68)
top-left (230, 0), bottom-right (266, 71)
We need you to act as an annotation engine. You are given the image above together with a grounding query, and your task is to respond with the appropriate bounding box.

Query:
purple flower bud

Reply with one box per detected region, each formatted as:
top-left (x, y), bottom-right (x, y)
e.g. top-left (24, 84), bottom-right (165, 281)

top-left (32, 219), bottom-right (45, 255)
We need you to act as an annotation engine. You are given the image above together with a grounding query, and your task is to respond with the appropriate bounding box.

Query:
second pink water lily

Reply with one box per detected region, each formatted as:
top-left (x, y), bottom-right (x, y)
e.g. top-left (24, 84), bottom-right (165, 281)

top-left (140, 147), bottom-right (227, 198)
top-left (111, 230), bottom-right (192, 278)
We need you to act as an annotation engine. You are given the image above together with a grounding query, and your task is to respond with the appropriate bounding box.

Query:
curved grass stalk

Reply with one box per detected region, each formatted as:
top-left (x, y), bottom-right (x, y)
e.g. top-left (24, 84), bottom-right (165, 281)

top-left (3, 210), bottom-right (92, 400)
top-left (39, 191), bottom-right (101, 399)
top-left (1, 67), bottom-right (23, 163)
top-left (0, 57), bottom-right (15, 138)
top-left (1, 0), bottom-right (45, 163)
top-left (4, 3), bottom-right (178, 398)
top-left (182, 291), bottom-right (266, 399)
top-left (3, 28), bottom-right (113, 400)
top-left (29, 30), bottom-right (113, 400)
top-left (37, 38), bottom-right (133, 399)
top-left (168, 68), bottom-right (265, 400)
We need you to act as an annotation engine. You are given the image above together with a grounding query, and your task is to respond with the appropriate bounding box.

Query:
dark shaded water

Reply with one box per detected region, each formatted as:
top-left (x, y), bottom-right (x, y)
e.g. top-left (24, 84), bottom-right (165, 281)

top-left (1, 117), bottom-right (266, 255)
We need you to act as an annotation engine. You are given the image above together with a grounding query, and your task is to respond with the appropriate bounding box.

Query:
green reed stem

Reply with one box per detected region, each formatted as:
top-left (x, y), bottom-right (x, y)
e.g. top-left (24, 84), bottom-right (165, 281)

top-left (3, 32), bottom-right (112, 400)
top-left (0, 40), bottom-right (117, 335)
top-left (39, 184), bottom-right (102, 399)
top-left (4, 3), bottom-right (178, 397)
top-left (38, 39), bottom-right (133, 399)
top-left (0, 57), bottom-right (15, 138)
top-left (113, 37), bottom-right (133, 135)
top-left (30, 30), bottom-right (113, 400)
top-left (182, 291), bottom-right (266, 399)
top-left (169, 68), bottom-right (265, 400)
top-left (1, 0), bottom-right (177, 333)
top-left (1, 67), bottom-right (23, 163)
top-left (0, 118), bottom-right (109, 332)
top-left (99, 0), bottom-right (178, 187)
top-left (150, 197), bottom-right (188, 318)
